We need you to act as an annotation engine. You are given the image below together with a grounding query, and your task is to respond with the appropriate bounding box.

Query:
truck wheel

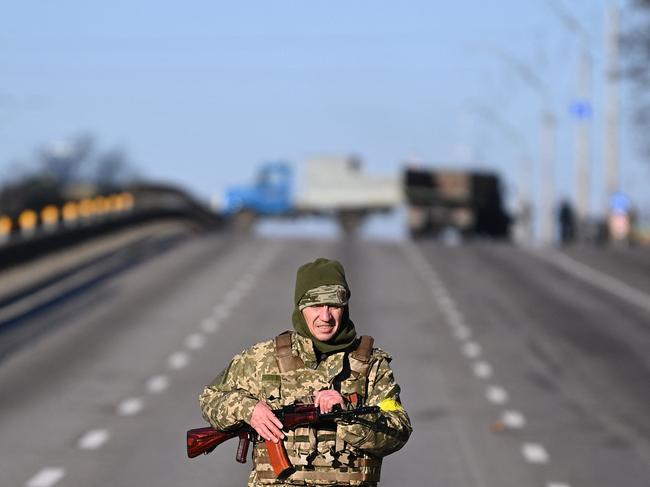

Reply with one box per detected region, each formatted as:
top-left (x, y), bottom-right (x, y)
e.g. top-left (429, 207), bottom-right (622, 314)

top-left (233, 209), bottom-right (256, 232)
top-left (338, 211), bottom-right (363, 236)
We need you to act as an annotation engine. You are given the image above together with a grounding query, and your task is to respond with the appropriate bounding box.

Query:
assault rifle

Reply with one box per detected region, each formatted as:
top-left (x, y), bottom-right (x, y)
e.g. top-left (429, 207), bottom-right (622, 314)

top-left (187, 400), bottom-right (380, 480)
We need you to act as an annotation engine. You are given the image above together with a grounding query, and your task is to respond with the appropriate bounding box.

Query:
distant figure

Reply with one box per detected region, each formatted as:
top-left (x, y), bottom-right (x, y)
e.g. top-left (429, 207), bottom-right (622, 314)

top-left (558, 200), bottom-right (576, 244)
top-left (608, 192), bottom-right (634, 245)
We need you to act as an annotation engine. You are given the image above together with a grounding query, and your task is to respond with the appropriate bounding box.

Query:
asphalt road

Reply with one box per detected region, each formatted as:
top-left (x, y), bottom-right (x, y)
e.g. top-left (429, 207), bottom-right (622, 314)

top-left (0, 233), bottom-right (648, 487)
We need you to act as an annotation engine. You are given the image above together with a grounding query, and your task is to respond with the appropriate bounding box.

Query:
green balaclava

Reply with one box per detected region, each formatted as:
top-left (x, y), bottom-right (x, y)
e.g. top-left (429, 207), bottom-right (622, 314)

top-left (292, 258), bottom-right (357, 354)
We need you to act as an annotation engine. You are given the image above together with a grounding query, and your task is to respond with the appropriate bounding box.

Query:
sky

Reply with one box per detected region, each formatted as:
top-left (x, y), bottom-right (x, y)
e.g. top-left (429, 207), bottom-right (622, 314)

top-left (1, 0), bottom-right (648, 230)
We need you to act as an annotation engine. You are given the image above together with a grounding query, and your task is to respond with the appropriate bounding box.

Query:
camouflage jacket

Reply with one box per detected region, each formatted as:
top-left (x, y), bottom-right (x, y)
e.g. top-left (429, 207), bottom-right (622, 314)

top-left (199, 332), bottom-right (412, 486)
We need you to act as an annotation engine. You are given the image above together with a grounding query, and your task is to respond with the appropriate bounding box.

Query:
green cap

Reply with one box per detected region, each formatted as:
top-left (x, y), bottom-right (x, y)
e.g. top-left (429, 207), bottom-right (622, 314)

top-left (292, 258), bottom-right (357, 354)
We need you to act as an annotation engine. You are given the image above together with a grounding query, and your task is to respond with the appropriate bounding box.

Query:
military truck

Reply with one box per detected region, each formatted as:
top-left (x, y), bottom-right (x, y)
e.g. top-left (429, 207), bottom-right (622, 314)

top-left (403, 166), bottom-right (510, 239)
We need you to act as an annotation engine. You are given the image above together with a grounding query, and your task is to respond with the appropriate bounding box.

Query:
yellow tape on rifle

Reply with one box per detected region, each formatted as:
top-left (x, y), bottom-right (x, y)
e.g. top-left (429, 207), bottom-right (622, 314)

top-left (379, 398), bottom-right (404, 412)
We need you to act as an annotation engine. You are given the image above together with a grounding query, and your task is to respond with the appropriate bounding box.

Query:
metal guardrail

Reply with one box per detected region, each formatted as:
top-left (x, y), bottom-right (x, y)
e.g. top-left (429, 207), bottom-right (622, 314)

top-left (0, 185), bottom-right (224, 270)
top-left (0, 192), bottom-right (135, 245)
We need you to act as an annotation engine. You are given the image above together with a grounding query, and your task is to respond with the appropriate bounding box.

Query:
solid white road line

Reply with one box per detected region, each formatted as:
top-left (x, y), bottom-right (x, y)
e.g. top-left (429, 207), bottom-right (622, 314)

top-left (486, 385), bottom-right (509, 404)
top-left (522, 443), bottom-right (549, 464)
top-left (472, 361), bottom-right (493, 379)
top-left (185, 333), bottom-right (206, 350)
top-left (146, 374), bottom-right (169, 394)
top-left (200, 317), bottom-right (219, 333)
top-left (25, 468), bottom-right (65, 487)
top-left (462, 341), bottom-right (482, 358)
top-left (168, 351), bottom-right (189, 370)
top-left (77, 429), bottom-right (110, 450)
top-left (537, 250), bottom-right (650, 315)
top-left (501, 410), bottom-right (526, 429)
top-left (117, 397), bottom-right (144, 416)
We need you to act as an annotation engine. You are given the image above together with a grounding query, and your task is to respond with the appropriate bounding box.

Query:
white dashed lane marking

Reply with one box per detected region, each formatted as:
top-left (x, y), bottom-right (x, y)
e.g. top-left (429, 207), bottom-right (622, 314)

top-left (185, 333), bottom-right (206, 350)
top-left (117, 397), bottom-right (144, 416)
top-left (25, 468), bottom-right (65, 487)
top-left (146, 374), bottom-right (169, 394)
top-left (522, 443), bottom-right (550, 464)
top-left (462, 342), bottom-right (482, 358)
top-left (501, 410), bottom-right (526, 429)
top-left (200, 317), bottom-right (219, 333)
top-left (77, 429), bottom-right (110, 450)
top-left (19, 249), bottom-right (275, 487)
top-left (407, 243), bottom-right (569, 481)
top-left (472, 361), bottom-right (493, 379)
top-left (486, 385), bottom-right (509, 404)
top-left (168, 351), bottom-right (189, 370)
top-left (547, 483), bottom-right (571, 487)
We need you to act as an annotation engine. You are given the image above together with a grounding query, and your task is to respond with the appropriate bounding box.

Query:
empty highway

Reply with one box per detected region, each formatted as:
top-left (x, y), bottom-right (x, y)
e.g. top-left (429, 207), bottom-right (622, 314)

top-left (1, 232), bottom-right (649, 487)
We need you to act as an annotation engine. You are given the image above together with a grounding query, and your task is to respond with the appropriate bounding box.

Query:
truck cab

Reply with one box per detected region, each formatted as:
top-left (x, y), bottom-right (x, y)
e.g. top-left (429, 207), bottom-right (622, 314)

top-left (223, 162), bottom-right (294, 218)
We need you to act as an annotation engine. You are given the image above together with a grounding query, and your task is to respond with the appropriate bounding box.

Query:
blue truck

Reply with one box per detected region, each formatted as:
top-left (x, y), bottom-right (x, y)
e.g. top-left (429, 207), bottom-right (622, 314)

top-left (223, 161), bottom-right (294, 218)
top-left (222, 157), bottom-right (401, 233)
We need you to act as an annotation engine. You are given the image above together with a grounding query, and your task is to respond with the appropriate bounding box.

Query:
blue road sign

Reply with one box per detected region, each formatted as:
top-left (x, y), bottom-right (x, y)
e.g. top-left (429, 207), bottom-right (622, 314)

top-left (610, 192), bottom-right (631, 214)
top-left (570, 100), bottom-right (593, 119)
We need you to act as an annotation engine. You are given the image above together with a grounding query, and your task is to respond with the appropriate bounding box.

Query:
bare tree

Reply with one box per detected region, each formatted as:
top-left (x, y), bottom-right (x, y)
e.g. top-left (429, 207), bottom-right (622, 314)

top-left (93, 147), bottom-right (138, 191)
top-left (0, 134), bottom-right (139, 215)
top-left (39, 134), bottom-right (94, 187)
top-left (624, 0), bottom-right (650, 161)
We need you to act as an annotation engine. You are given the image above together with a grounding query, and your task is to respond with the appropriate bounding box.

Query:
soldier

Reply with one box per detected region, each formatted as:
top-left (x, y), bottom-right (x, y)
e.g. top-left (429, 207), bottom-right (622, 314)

top-left (199, 257), bottom-right (412, 486)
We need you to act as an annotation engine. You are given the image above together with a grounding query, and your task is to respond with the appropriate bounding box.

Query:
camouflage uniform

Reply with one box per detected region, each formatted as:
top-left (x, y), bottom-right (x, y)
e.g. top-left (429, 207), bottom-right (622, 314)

top-left (199, 331), bottom-right (411, 486)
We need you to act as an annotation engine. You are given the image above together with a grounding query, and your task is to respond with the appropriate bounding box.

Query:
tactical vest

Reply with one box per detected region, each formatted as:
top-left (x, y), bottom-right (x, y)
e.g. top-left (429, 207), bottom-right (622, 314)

top-left (252, 332), bottom-right (382, 486)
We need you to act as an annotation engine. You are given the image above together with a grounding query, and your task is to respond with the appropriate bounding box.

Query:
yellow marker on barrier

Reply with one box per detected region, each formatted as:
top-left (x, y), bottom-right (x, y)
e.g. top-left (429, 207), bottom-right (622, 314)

top-left (94, 196), bottom-right (110, 214)
top-left (41, 205), bottom-right (60, 225)
top-left (63, 202), bottom-right (79, 223)
top-left (0, 215), bottom-right (12, 236)
top-left (122, 192), bottom-right (135, 210)
top-left (19, 209), bottom-right (38, 230)
top-left (93, 196), bottom-right (102, 214)
top-left (109, 194), bottom-right (122, 212)
top-left (79, 198), bottom-right (94, 218)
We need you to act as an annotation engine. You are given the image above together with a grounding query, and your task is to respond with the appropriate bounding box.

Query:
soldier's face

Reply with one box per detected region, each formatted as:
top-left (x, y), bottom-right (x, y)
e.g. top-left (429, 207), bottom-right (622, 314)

top-left (302, 304), bottom-right (344, 342)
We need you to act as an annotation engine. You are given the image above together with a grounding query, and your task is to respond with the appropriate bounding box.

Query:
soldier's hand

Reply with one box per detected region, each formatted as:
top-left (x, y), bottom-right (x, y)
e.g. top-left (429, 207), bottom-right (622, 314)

top-left (250, 401), bottom-right (285, 443)
top-left (314, 389), bottom-right (345, 414)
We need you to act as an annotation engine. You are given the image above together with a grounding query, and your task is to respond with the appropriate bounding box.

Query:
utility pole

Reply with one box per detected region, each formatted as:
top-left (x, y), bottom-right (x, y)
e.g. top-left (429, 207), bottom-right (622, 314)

top-left (604, 3), bottom-right (620, 200)
top-left (540, 111), bottom-right (557, 245)
top-left (575, 49), bottom-right (593, 221)
top-left (544, 0), bottom-right (594, 227)
top-left (517, 155), bottom-right (534, 246)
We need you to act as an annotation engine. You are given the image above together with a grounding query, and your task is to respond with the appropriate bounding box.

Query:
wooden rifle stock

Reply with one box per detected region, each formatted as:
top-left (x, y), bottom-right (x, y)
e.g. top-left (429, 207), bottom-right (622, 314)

top-left (187, 426), bottom-right (245, 459)
top-left (187, 425), bottom-right (293, 478)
